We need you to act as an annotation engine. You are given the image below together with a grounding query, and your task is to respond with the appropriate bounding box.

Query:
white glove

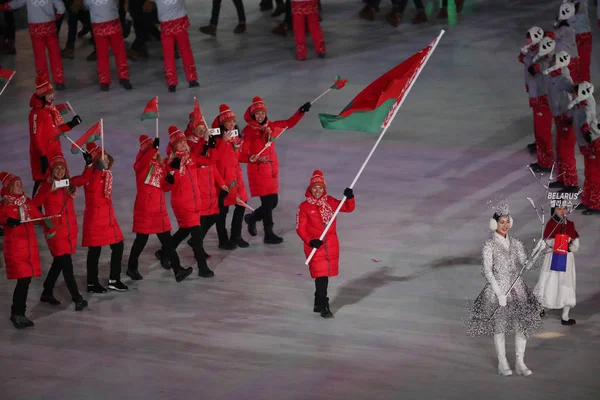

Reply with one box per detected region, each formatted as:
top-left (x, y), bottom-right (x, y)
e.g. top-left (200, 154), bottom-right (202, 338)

top-left (497, 294), bottom-right (507, 307)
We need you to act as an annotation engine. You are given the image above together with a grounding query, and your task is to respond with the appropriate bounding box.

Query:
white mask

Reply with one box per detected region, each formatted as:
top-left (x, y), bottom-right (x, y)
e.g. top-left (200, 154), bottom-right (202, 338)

top-left (568, 81), bottom-right (594, 109)
top-left (521, 26), bottom-right (544, 54)
top-left (533, 37), bottom-right (555, 62)
top-left (558, 2), bottom-right (575, 21)
top-left (544, 51), bottom-right (571, 75)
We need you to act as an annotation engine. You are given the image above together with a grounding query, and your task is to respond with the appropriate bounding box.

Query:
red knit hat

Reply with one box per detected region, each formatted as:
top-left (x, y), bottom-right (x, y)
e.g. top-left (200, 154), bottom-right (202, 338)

top-left (309, 170), bottom-right (326, 189)
top-left (168, 125), bottom-right (186, 148)
top-left (249, 96), bottom-right (267, 116)
top-left (0, 171), bottom-right (21, 197)
top-left (139, 134), bottom-right (153, 153)
top-left (86, 142), bottom-right (104, 161)
top-left (218, 104), bottom-right (235, 124)
top-left (35, 74), bottom-right (53, 97)
top-left (50, 155), bottom-right (67, 169)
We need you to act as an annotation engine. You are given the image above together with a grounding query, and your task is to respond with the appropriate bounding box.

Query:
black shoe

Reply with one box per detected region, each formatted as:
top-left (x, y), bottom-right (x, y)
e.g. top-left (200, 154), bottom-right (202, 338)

top-left (561, 318), bottom-right (576, 325)
top-left (155, 249), bottom-right (171, 270)
top-left (107, 280), bottom-right (129, 291)
top-left (55, 83), bottom-right (66, 91)
top-left (540, 309), bottom-right (546, 318)
top-left (119, 79), bottom-right (133, 90)
top-left (232, 237), bottom-right (249, 248)
top-left (582, 208), bottom-right (600, 215)
top-left (189, 80), bottom-right (199, 88)
top-left (548, 181), bottom-right (565, 189)
top-left (86, 50), bottom-right (97, 61)
top-left (10, 315), bottom-right (34, 329)
top-left (264, 232), bottom-right (284, 244)
top-left (123, 19), bottom-right (132, 39)
top-left (74, 297), bottom-right (88, 311)
top-left (320, 298), bottom-right (333, 318)
top-left (528, 162), bottom-right (552, 173)
top-left (126, 269), bottom-right (143, 280)
top-left (168, 85), bottom-right (176, 92)
top-left (100, 83), bottom-right (110, 91)
top-left (198, 264), bottom-right (215, 278)
top-left (317, 53), bottom-right (326, 59)
top-left (87, 282), bottom-right (107, 293)
top-left (218, 240), bottom-right (237, 250)
top-left (313, 297), bottom-right (322, 313)
top-left (40, 292), bottom-right (61, 305)
top-left (527, 142), bottom-right (537, 154)
top-left (175, 266), bottom-right (193, 282)
top-left (245, 214), bottom-right (257, 236)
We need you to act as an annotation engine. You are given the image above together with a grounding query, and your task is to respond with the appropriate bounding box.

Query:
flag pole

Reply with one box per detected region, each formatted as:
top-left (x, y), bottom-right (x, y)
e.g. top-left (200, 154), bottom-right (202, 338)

top-left (62, 133), bottom-right (86, 153)
top-left (155, 96), bottom-right (159, 138)
top-left (311, 89), bottom-right (332, 105)
top-left (101, 118), bottom-right (104, 161)
top-left (305, 30), bottom-right (445, 265)
top-left (255, 127), bottom-right (288, 157)
top-left (21, 214), bottom-right (61, 223)
top-left (0, 70), bottom-right (16, 97)
top-left (66, 101), bottom-right (76, 115)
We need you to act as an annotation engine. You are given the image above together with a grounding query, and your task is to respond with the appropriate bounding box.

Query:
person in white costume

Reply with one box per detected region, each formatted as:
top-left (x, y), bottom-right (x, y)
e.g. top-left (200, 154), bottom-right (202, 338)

top-left (534, 206), bottom-right (579, 325)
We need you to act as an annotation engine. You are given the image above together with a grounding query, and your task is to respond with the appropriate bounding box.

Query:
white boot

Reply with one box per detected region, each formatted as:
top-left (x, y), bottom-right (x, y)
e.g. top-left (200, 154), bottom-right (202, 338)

top-left (515, 332), bottom-right (532, 376)
top-left (494, 333), bottom-right (512, 376)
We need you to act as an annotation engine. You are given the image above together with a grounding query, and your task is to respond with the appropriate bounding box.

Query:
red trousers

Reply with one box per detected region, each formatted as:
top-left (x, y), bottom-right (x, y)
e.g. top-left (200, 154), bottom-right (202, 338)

top-left (160, 17), bottom-right (197, 86)
top-left (554, 116), bottom-right (578, 187)
top-left (29, 22), bottom-right (64, 84)
top-left (580, 140), bottom-right (600, 209)
top-left (292, 3), bottom-right (325, 60)
top-left (92, 20), bottom-right (129, 85)
top-left (532, 103), bottom-right (554, 168)
top-left (576, 33), bottom-right (592, 82)
top-left (568, 56), bottom-right (580, 83)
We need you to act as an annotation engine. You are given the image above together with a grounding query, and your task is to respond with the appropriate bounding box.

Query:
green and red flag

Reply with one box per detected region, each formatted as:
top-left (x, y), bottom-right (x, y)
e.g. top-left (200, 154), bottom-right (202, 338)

top-left (55, 103), bottom-right (71, 116)
top-left (71, 121), bottom-right (102, 154)
top-left (318, 42), bottom-right (434, 133)
top-left (0, 68), bottom-right (15, 86)
top-left (141, 96), bottom-right (159, 120)
top-left (192, 97), bottom-right (205, 127)
top-left (330, 75), bottom-right (348, 90)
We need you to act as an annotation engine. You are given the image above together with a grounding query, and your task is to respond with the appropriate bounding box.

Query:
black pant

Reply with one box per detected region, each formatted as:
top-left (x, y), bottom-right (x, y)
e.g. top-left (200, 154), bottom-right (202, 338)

top-left (43, 254), bottom-right (82, 301)
top-left (12, 277), bottom-right (32, 316)
top-left (315, 276), bottom-right (328, 302)
top-left (2, 10), bottom-right (15, 41)
top-left (32, 180), bottom-right (43, 199)
top-left (87, 241), bottom-right (124, 283)
top-left (171, 225), bottom-right (210, 270)
top-left (218, 203), bottom-right (246, 241)
top-left (252, 193), bottom-right (278, 228)
top-left (366, 0), bottom-right (424, 12)
top-left (210, 0), bottom-right (246, 25)
top-left (129, 0), bottom-right (159, 50)
top-left (129, 231), bottom-right (183, 273)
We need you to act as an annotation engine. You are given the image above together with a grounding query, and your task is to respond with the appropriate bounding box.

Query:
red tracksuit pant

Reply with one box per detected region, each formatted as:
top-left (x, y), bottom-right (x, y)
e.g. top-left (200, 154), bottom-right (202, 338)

top-left (568, 56), bottom-right (580, 83)
top-left (580, 140), bottom-right (600, 210)
top-left (531, 100), bottom-right (554, 168)
top-left (29, 22), bottom-right (65, 84)
top-left (554, 116), bottom-right (578, 187)
top-left (292, 1), bottom-right (325, 60)
top-left (160, 16), bottom-right (197, 87)
top-left (92, 19), bottom-right (130, 85)
top-left (576, 33), bottom-right (592, 82)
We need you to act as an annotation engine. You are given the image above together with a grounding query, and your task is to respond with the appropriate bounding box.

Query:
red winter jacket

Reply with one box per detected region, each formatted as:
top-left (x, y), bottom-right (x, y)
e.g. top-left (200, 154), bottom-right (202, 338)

top-left (164, 152), bottom-right (203, 229)
top-left (132, 148), bottom-right (173, 235)
top-left (29, 95), bottom-right (71, 181)
top-left (34, 166), bottom-right (94, 257)
top-left (187, 135), bottom-right (226, 216)
top-left (0, 198), bottom-right (44, 279)
top-left (296, 191), bottom-right (355, 278)
top-left (82, 168), bottom-right (124, 247)
top-left (241, 109), bottom-right (304, 197)
top-left (213, 133), bottom-right (248, 207)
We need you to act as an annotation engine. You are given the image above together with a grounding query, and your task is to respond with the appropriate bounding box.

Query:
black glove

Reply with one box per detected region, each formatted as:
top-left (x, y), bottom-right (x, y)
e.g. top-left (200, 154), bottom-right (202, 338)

top-left (170, 157), bottom-right (181, 169)
top-left (165, 173), bottom-right (175, 184)
top-left (83, 152), bottom-right (93, 166)
top-left (219, 189), bottom-right (228, 202)
top-left (309, 239), bottom-right (323, 248)
top-left (299, 102), bottom-right (311, 114)
top-left (201, 143), bottom-right (210, 157)
top-left (527, 65), bottom-right (536, 76)
top-left (7, 218), bottom-right (21, 227)
top-left (41, 156), bottom-right (49, 174)
top-left (208, 135), bottom-right (217, 148)
top-left (67, 115), bottom-right (82, 129)
top-left (558, 20), bottom-right (569, 28)
top-left (153, 138), bottom-right (160, 149)
top-left (343, 188), bottom-right (354, 199)
top-left (584, 133), bottom-right (592, 144)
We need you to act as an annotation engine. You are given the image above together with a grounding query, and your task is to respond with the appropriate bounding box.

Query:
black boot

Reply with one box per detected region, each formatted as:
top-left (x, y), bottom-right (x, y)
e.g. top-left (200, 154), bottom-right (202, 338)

top-left (320, 297), bottom-right (333, 318)
top-left (155, 250), bottom-right (171, 270)
top-left (87, 282), bottom-right (107, 293)
top-left (528, 162), bottom-right (552, 173)
top-left (218, 229), bottom-right (237, 250)
top-left (10, 315), bottom-right (35, 329)
top-left (264, 224), bottom-right (283, 244)
top-left (73, 296), bottom-right (88, 311)
top-left (313, 296), bottom-right (322, 313)
top-left (197, 262), bottom-right (215, 278)
top-left (244, 213), bottom-right (257, 236)
top-left (40, 291), bottom-right (61, 305)
top-left (175, 266), bottom-right (194, 282)
top-left (126, 269), bottom-right (143, 280)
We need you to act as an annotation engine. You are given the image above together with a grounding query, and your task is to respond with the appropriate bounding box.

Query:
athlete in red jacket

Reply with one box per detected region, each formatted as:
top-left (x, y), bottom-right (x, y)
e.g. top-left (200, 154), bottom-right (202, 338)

top-left (296, 170), bottom-right (355, 318)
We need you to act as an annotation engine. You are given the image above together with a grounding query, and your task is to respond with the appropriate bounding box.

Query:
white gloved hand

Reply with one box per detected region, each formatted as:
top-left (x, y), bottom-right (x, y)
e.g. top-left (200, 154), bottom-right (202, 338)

top-left (497, 294), bottom-right (507, 307)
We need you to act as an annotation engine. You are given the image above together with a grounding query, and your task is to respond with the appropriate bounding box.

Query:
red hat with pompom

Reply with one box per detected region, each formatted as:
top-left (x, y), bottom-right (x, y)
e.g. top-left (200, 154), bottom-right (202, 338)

top-left (249, 96), bottom-right (267, 116)
top-left (168, 125), bottom-right (186, 148)
top-left (139, 134), bottom-right (153, 153)
top-left (86, 142), bottom-right (105, 161)
top-left (218, 104), bottom-right (235, 124)
top-left (50, 155), bottom-right (67, 169)
top-left (0, 171), bottom-right (21, 197)
top-left (35, 74), bottom-right (53, 97)
top-left (309, 170), bottom-right (326, 189)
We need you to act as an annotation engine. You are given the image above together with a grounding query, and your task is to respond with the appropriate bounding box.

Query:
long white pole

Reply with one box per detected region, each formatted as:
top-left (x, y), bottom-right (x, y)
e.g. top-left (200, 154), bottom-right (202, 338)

top-left (305, 30), bottom-right (445, 265)
top-left (63, 133), bottom-right (86, 153)
top-left (101, 118), bottom-right (104, 161)
top-left (0, 70), bottom-right (15, 97)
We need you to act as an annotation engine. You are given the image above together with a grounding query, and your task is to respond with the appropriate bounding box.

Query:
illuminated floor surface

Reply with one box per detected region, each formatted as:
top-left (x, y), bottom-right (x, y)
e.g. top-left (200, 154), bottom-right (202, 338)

top-left (0, 1), bottom-right (599, 399)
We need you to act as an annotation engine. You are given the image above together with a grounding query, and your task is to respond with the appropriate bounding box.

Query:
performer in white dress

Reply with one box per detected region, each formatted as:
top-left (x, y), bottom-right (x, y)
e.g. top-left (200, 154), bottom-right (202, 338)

top-left (467, 204), bottom-right (544, 377)
top-left (534, 206), bottom-right (579, 325)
